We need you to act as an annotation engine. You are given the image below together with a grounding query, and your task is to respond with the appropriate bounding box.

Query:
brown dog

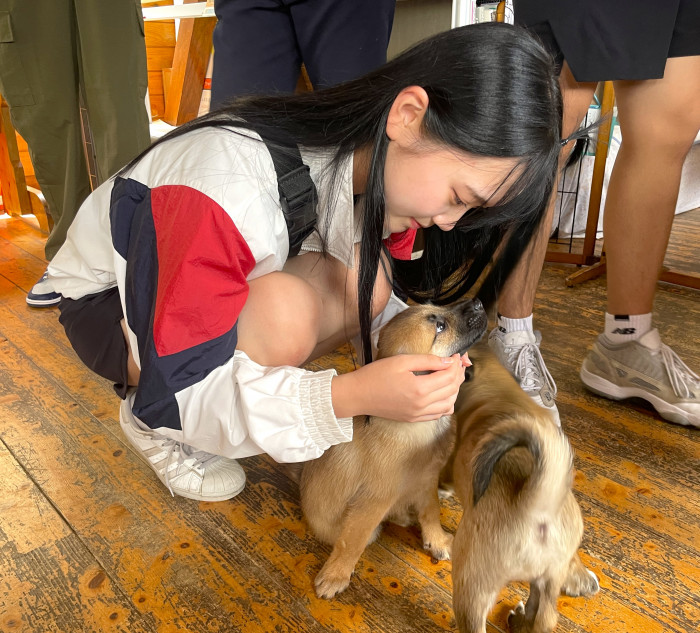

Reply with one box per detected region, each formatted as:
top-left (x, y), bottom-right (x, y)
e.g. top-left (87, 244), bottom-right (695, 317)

top-left (449, 343), bottom-right (599, 633)
top-left (300, 299), bottom-right (488, 599)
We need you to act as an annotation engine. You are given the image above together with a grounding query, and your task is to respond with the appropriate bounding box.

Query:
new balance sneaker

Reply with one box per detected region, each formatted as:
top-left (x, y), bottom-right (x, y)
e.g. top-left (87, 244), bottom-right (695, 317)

top-left (488, 327), bottom-right (560, 425)
top-left (580, 329), bottom-right (699, 428)
top-left (119, 393), bottom-right (246, 501)
top-left (27, 271), bottom-right (61, 307)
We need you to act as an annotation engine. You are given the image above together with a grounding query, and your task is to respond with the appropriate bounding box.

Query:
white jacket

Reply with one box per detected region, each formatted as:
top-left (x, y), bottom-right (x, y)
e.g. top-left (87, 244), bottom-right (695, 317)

top-left (49, 126), bottom-right (384, 462)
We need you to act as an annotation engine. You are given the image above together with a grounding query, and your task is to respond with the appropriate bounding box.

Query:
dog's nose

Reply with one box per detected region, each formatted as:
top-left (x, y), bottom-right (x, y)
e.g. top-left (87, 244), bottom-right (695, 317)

top-left (472, 298), bottom-right (484, 312)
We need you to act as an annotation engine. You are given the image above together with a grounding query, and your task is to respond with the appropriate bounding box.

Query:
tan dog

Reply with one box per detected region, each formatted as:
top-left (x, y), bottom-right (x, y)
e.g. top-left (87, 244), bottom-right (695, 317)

top-left (449, 343), bottom-right (599, 633)
top-left (300, 299), bottom-right (488, 599)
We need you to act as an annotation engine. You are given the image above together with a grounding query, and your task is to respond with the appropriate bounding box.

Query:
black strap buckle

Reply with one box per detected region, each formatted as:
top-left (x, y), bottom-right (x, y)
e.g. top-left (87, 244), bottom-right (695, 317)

top-left (278, 164), bottom-right (318, 257)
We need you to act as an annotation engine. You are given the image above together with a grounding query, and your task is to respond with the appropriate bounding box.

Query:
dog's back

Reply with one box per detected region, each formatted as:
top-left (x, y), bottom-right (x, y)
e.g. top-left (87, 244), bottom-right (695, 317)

top-left (454, 350), bottom-right (575, 534)
top-left (451, 344), bottom-right (589, 633)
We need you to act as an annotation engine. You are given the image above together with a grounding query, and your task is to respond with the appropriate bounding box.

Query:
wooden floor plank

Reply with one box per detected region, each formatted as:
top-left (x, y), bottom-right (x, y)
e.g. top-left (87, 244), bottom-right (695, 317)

top-left (0, 213), bottom-right (698, 633)
top-left (0, 441), bottom-right (148, 633)
top-left (0, 232), bottom-right (47, 293)
top-left (0, 214), bottom-right (47, 262)
top-left (0, 274), bottom-right (118, 422)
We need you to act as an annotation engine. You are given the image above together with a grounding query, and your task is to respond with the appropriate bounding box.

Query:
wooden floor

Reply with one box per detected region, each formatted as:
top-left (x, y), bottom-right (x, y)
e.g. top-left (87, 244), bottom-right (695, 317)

top-left (0, 211), bottom-right (698, 633)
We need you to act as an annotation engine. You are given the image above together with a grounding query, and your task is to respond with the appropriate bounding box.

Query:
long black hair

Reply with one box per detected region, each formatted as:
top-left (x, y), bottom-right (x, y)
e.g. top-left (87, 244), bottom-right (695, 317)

top-left (121, 23), bottom-right (569, 364)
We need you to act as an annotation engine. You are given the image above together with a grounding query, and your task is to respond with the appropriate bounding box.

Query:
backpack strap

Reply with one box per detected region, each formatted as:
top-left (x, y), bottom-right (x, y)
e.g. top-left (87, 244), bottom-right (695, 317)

top-left (240, 125), bottom-right (318, 257)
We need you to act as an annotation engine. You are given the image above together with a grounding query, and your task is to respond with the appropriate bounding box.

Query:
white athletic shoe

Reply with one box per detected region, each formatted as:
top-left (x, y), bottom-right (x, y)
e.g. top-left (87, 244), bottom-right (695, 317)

top-left (581, 329), bottom-right (699, 428)
top-left (488, 327), bottom-right (560, 426)
top-left (119, 393), bottom-right (246, 501)
top-left (27, 271), bottom-right (62, 307)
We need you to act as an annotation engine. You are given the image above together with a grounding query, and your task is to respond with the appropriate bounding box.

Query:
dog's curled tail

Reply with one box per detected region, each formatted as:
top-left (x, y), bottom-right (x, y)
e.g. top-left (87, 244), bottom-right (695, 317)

top-left (471, 416), bottom-right (573, 515)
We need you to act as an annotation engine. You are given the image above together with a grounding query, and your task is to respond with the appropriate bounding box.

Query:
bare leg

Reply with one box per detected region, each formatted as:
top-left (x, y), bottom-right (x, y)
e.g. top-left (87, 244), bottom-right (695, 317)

top-left (605, 56), bottom-right (700, 315)
top-left (498, 63), bottom-right (597, 317)
top-left (281, 245), bottom-right (393, 359)
top-left (120, 319), bottom-right (141, 387)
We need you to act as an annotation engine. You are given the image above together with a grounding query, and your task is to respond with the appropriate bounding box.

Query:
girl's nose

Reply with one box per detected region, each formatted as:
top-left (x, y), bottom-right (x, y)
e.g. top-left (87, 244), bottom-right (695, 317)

top-left (433, 208), bottom-right (462, 231)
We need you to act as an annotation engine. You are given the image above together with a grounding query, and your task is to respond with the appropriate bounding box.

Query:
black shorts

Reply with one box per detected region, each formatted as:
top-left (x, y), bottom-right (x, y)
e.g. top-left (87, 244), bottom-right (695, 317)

top-left (514, 0), bottom-right (700, 82)
top-left (58, 286), bottom-right (130, 399)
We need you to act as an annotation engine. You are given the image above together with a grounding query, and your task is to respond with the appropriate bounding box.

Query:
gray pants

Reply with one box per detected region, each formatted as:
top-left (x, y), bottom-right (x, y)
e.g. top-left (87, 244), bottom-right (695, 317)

top-left (0, 0), bottom-right (151, 259)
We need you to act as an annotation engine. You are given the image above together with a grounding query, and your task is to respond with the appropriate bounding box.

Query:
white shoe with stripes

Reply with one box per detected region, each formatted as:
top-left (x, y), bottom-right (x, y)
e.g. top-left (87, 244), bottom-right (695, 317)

top-left (119, 393), bottom-right (246, 501)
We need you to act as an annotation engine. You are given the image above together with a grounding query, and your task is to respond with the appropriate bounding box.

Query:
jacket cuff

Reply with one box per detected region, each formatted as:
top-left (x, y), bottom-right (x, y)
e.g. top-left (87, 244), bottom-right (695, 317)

top-left (299, 370), bottom-right (353, 450)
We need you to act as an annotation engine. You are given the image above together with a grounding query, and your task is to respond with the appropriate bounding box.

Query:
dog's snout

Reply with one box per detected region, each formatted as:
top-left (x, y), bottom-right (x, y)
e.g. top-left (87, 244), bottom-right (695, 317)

top-left (472, 298), bottom-right (483, 312)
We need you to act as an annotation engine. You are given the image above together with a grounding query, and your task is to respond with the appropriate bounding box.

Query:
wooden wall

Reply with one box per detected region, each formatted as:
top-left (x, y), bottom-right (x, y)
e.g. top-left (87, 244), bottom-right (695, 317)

top-left (144, 4), bottom-right (177, 121)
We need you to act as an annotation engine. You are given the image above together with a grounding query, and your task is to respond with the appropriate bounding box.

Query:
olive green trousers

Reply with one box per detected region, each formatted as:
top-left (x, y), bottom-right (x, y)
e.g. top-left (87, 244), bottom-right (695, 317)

top-left (0, 0), bottom-right (151, 259)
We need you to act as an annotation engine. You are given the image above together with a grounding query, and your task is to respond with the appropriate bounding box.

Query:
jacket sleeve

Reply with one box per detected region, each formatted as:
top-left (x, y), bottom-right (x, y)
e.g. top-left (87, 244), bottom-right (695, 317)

top-left (168, 352), bottom-right (353, 463)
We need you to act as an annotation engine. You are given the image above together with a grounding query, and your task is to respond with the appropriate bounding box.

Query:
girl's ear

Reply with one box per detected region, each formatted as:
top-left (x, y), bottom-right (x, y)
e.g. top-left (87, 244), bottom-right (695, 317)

top-left (386, 86), bottom-right (430, 145)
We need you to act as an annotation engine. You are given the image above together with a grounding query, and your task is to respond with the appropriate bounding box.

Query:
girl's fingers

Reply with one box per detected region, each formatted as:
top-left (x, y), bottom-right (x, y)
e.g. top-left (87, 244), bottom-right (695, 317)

top-left (401, 354), bottom-right (458, 373)
top-left (416, 356), bottom-right (464, 388)
top-left (412, 405), bottom-right (455, 422)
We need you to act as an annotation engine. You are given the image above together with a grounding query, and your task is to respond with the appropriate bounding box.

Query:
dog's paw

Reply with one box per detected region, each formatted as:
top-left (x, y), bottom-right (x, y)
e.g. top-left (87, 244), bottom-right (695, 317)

top-left (424, 531), bottom-right (453, 561)
top-left (561, 567), bottom-right (600, 598)
top-left (507, 601), bottom-right (528, 633)
top-left (314, 565), bottom-right (352, 599)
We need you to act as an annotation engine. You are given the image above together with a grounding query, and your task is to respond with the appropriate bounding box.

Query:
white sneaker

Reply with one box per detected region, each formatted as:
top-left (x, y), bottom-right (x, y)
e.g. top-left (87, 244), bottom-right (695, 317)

top-left (119, 393), bottom-right (246, 501)
top-left (27, 271), bottom-right (62, 307)
top-left (581, 329), bottom-right (699, 428)
top-left (488, 327), bottom-right (560, 425)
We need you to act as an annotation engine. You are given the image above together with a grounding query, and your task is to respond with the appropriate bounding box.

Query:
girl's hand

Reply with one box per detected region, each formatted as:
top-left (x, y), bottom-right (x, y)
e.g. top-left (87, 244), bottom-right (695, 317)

top-left (331, 354), bottom-right (468, 422)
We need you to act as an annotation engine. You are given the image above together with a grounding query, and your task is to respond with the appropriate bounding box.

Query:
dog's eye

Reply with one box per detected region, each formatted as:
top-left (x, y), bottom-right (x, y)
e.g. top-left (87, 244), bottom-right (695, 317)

top-left (435, 320), bottom-right (446, 333)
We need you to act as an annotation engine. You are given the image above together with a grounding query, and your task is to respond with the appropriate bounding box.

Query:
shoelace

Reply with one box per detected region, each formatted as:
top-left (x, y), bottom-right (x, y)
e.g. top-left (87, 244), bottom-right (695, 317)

top-left (157, 439), bottom-right (218, 496)
top-left (660, 344), bottom-right (700, 399)
top-left (507, 343), bottom-right (558, 397)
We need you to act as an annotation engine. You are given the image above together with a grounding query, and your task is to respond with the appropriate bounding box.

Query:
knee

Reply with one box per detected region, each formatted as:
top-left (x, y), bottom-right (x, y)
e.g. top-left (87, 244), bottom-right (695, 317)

top-left (237, 272), bottom-right (322, 367)
top-left (618, 113), bottom-right (699, 163)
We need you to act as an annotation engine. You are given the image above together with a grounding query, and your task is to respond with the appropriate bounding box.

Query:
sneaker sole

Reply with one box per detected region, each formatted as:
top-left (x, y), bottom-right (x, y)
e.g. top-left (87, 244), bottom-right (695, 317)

top-left (26, 297), bottom-right (61, 307)
top-left (580, 365), bottom-right (698, 428)
top-left (167, 481), bottom-right (245, 503)
top-left (129, 446), bottom-right (246, 502)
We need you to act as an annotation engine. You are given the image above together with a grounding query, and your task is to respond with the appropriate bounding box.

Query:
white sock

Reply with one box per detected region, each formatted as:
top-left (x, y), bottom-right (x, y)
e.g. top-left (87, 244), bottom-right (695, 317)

top-left (497, 313), bottom-right (534, 334)
top-left (604, 312), bottom-right (652, 344)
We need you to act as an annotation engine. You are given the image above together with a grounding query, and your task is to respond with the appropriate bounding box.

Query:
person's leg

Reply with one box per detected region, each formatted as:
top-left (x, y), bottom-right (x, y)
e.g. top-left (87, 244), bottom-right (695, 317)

top-left (57, 282), bottom-right (248, 501)
top-left (604, 57), bottom-right (700, 315)
top-left (489, 62), bottom-right (596, 424)
top-left (290, 0), bottom-right (395, 88)
top-left (211, 0), bottom-right (301, 107)
top-left (498, 63), bottom-right (597, 316)
top-left (0, 0), bottom-right (91, 295)
top-left (75, 0), bottom-right (151, 184)
top-left (580, 55), bottom-right (700, 427)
